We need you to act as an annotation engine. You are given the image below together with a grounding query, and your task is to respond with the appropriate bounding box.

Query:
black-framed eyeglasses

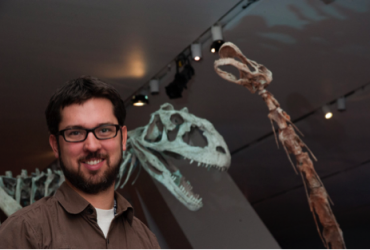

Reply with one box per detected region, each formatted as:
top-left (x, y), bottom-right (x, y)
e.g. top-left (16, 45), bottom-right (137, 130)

top-left (58, 124), bottom-right (121, 142)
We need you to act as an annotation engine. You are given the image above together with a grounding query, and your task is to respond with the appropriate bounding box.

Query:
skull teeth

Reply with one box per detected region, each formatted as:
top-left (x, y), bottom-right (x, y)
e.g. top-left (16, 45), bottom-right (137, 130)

top-left (171, 174), bottom-right (202, 204)
top-left (186, 158), bottom-right (226, 171)
top-left (178, 184), bottom-right (202, 204)
top-left (170, 158), bottom-right (227, 205)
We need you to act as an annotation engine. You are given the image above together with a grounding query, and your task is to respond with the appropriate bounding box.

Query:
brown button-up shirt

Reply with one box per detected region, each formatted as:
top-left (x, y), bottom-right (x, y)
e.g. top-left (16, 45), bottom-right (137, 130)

top-left (0, 182), bottom-right (160, 248)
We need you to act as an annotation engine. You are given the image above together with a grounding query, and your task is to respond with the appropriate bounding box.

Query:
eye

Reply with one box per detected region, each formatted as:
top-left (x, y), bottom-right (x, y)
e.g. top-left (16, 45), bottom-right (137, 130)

top-left (99, 127), bottom-right (111, 133)
top-left (95, 126), bottom-right (116, 138)
top-left (67, 130), bottom-right (81, 136)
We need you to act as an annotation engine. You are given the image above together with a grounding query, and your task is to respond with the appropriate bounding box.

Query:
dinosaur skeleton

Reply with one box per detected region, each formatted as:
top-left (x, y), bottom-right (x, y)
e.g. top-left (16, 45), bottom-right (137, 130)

top-left (0, 103), bottom-right (231, 221)
top-left (214, 42), bottom-right (345, 249)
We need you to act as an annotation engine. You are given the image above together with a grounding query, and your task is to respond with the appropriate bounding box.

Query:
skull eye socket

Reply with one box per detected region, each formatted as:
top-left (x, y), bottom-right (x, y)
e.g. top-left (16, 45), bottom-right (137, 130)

top-left (182, 127), bottom-right (208, 148)
top-left (216, 146), bottom-right (226, 154)
top-left (170, 114), bottom-right (184, 125)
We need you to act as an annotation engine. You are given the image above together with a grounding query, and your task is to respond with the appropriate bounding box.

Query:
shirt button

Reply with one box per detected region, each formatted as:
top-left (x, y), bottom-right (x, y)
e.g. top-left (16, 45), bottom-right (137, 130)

top-left (88, 208), bottom-right (94, 214)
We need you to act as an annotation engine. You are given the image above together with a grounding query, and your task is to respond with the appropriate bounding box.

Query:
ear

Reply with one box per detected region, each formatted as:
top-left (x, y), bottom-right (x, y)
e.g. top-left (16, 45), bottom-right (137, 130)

top-left (121, 126), bottom-right (127, 151)
top-left (49, 134), bottom-right (60, 158)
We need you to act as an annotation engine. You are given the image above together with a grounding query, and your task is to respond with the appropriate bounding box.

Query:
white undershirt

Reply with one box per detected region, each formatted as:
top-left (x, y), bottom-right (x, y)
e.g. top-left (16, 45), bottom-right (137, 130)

top-left (95, 207), bottom-right (115, 238)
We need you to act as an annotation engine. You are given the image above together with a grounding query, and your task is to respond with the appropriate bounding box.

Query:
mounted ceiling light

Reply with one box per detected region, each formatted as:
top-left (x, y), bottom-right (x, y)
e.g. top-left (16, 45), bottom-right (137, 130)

top-left (337, 97), bottom-right (346, 112)
top-left (149, 79), bottom-right (159, 95)
top-left (210, 25), bottom-right (224, 53)
top-left (131, 90), bottom-right (149, 106)
top-left (322, 105), bottom-right (333, 119)
top-left (191, 43), bottom-right (202, 61)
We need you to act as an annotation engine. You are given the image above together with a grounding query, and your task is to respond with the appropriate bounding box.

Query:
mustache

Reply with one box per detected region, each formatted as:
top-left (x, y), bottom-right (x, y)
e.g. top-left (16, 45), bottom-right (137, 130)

top-left (78, 152), bottom-right (108, 162)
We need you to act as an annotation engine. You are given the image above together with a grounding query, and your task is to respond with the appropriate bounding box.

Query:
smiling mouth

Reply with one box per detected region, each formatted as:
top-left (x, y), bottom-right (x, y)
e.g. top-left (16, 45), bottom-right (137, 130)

top-left (84, 159), bottom-right (104, 165)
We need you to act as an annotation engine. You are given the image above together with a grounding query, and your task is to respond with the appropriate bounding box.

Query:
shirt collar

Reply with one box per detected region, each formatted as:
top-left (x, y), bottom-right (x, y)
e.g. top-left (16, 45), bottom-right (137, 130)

top-left (55, 182), bottom-right (134, 225)
top-left (114, 190), bottom-right (134, 225)
top-left (55, 182), bottom-right (90, 214)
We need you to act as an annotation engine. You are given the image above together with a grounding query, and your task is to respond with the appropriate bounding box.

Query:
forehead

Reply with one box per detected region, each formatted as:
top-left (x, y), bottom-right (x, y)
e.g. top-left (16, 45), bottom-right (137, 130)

top-left (59, 98), bottom-right (117, 129)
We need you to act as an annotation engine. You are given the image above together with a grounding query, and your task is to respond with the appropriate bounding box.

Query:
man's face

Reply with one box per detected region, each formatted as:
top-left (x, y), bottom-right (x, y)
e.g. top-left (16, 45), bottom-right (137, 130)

top-left (49, 98), bottom-right (127, 194)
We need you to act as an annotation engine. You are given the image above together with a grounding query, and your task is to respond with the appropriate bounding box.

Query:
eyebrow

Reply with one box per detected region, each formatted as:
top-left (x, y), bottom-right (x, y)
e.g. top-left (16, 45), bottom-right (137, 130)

top-left (63, 123), bottom-right (116, 130)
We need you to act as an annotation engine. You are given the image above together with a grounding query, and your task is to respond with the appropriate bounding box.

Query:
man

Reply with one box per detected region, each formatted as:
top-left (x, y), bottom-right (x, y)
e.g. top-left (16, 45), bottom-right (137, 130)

top-left (0, 76), bottom-right (160, 248)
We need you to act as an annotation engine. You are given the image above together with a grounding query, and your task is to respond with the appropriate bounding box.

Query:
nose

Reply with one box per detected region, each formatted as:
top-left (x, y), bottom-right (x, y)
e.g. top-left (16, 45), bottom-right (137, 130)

top-left (83, 131), bottom-right (102, 152)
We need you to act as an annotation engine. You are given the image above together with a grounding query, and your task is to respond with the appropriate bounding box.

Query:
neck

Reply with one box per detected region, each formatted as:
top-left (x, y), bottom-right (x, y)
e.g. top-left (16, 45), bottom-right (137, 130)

top-left (66, 180), bottom-right (115, 209)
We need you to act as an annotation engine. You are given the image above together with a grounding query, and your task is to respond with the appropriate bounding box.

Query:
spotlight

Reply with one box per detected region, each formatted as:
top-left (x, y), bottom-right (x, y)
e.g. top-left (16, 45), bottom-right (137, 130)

top-left (191, 43), bottom-right (202, 61)
top-left (337, 97), bottom-right (346, 112)
top-left (131, 91), bottom-right (149, 106)
top-left (165, 56), bottom-right (195, 99)
top-left (210, 25), bottom-right (224, 53)
top-left (322, 105), bottom-right (333, 119)
top-left (149, 79), bottom-right (159, 95)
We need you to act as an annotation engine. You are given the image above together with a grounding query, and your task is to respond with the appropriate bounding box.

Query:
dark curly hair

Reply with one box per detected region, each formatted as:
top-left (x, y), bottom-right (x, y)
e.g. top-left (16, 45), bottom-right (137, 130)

top-left (45, 76), bottom-right (126, 135)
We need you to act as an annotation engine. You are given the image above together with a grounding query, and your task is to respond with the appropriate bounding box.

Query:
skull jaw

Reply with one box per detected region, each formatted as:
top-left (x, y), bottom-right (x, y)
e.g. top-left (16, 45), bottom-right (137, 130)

top-left (129, 140), bottom-right (203, 211)
top-left (141, 160), bottom-right (203, 211)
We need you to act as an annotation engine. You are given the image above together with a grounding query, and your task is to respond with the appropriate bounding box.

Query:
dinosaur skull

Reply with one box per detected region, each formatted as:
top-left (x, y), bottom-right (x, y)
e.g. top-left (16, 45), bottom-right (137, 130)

top-left (126, 103), bottom-right (231, 211)
top-left (214, 42), bottom-right (273, 93)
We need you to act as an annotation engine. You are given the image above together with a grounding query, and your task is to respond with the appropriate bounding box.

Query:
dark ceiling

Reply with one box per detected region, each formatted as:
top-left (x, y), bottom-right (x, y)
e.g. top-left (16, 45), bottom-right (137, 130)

top-left (1, 0), bottom-right (370, 248)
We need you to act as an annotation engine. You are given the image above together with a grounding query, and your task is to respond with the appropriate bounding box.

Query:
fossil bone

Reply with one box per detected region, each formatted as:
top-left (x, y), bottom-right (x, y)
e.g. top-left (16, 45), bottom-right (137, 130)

top-left (214, 42), bottom-right (345, 249)
top-left (0, 168), bottom-right (64, 211)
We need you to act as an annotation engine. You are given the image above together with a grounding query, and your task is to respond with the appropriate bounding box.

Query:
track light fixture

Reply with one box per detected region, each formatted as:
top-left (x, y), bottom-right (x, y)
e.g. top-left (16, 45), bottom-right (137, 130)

top-left (337, 97), bottom-right (345, 112)
top-left (149, 79), bottom-right (159, 95)
top-left (210, 25), bottom-right (224, 53)
top-left (165, 55), bottom-right (194, 99)
top-left (322, 105), bottom-right (333, 119)
top-left (131, 90), bottom-right (149, 106)
top-left (191, 43), bottom-right (202, 61)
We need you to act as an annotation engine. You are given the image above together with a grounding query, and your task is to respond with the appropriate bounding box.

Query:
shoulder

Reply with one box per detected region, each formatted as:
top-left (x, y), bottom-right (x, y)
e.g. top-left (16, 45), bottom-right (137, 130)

top-left (7, 195), bottom-right (57, 222)
top-left (0, 196), bottom-right (60, 248)
top-left (0, 195), bottom-right (57, 234)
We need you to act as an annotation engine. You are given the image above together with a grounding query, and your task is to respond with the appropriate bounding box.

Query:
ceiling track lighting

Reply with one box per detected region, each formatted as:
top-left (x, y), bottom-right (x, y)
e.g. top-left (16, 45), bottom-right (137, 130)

top-left (210, 25), bottom-right (225, 53)
top-left (124, 0), bottom-right (262, 108)
top-left (149, 79), bottom-right (159, 95)
top-left (191, 43), bottom-right (202, 61)
top-left (131, 89), bottom-right (149, 107)
top-left (337, 97), bottom-right (346, 112)
top-left (322, 105), bottom-right (333, 119)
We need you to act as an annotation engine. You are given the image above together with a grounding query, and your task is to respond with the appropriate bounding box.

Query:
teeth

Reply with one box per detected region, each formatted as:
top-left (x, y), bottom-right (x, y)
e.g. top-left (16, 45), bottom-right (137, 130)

top-left (85, 159), bottom-right (102, 165)
top-left (177, 184), bottom-right (202, 204)
top-left (190, 160), bottom-right (194, 164)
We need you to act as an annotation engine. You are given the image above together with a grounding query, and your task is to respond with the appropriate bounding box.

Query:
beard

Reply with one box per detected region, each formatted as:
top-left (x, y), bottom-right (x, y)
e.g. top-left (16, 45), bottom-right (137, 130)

top-left (58, 146), bottom-right (123, 195)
